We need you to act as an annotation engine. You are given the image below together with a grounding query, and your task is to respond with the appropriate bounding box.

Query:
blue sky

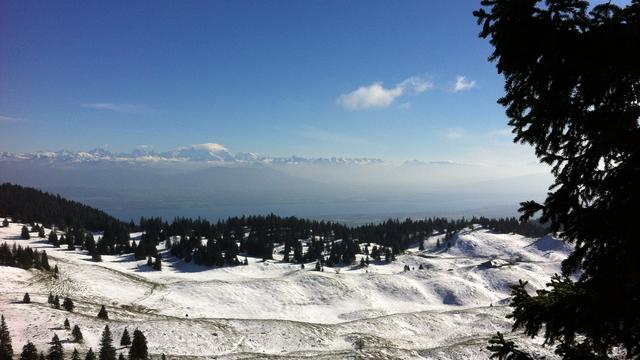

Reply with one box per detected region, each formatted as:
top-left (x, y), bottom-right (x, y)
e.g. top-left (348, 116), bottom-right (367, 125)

top-left (1, 0), bottom-right (538, 163)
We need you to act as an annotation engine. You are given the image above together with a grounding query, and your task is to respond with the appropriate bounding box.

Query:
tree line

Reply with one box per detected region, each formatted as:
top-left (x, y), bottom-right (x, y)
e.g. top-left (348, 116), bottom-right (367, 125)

top-left (1, 182), bottom-right (548, 270)
top-left (0, 243), bottom-right (52, 272)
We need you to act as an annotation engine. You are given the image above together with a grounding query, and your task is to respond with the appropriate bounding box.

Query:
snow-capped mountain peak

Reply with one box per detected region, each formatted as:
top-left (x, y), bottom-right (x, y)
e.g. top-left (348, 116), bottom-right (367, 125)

top-left (0, 144), bottom-right (384, 166)
top-left (163, 143), bottom-right (236, 162)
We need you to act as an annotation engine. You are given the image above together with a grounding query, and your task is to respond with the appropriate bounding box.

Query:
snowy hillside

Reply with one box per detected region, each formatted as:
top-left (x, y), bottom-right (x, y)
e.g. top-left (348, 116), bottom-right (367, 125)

top-left (0, 222), bottom-right (569, 359)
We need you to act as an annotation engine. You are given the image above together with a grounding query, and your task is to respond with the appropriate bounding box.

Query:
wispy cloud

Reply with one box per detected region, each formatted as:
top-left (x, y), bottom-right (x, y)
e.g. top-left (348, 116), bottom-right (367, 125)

top-left (445, 128), bottom-right (466, 140)
top-left (337, 76), bottom-right (433, 110)
top-left (82, 103), bottom-right (151, 114)
top-left (0, 115), bottom-right (19, 124)
top-left (488, 128), bottom-right (512, 137)
top-left (300, 126), bottom-right (371, 145)
top-left (452, 75), bottom-right (476, 92)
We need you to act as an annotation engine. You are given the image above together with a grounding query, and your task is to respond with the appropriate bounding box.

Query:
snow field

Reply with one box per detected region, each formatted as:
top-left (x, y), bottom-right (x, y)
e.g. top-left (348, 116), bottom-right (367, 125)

top-left (0, 222), bottom-right (568, 359)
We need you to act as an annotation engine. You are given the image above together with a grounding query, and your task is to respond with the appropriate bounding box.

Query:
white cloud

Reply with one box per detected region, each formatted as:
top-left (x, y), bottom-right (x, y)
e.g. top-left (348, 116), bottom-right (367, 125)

top-left (83, 103), bottom-right (150, 114)
top-left (338, 82), bottom-right (403, 110)
top-left (398, 76), bottom-right (433, 94)
top-left (452, 75), bottom-right (476, 92)
top-left (338, 76), bottom-right (433, 110)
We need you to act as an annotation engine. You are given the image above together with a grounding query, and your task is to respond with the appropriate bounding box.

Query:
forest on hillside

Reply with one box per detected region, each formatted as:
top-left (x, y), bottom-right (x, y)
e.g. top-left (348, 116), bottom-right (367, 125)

top-left (1, 182), bottom-right (548, 269)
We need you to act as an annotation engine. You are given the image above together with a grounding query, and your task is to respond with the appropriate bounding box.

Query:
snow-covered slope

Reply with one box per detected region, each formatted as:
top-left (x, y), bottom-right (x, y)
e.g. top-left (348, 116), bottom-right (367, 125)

top-left (0, 222), bottom-right (564, 359)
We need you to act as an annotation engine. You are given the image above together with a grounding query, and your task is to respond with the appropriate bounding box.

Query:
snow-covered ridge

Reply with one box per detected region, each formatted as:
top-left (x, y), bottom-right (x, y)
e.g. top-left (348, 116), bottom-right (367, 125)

top-left (0, 144), bottom-right (384, 165)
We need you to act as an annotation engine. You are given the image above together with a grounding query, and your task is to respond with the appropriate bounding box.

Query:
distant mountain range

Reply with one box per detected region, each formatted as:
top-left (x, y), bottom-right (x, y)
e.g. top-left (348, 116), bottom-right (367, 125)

top-left (0, 143), bottom-right (384, 166)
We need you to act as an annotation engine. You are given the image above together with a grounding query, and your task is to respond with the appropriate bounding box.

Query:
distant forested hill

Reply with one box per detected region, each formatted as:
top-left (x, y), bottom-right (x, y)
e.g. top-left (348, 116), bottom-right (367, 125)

top-left (0, 182), bottom-right (128, 231)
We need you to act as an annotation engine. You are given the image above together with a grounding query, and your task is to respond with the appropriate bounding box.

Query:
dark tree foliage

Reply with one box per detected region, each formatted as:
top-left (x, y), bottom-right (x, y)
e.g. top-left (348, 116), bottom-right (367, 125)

top-left (487, 332), bottom-right (534, 360)
top-left (71, 349), bottom-right (80, 360)
top-left (117, 355), bottom-right (125, 360)
top-left (85, 348), bottom-right (96, 360)
top-left (0, 183), bottom-right (133, 256)
top-left (120, 328), bottom-right (131, 347)
top-left (129, 329), bottom-right (148, 360)
top-left (64, 318), bottom-right (70, 330)
top-left (72, 325), bottom-right (83, 343)
top-left (48, 231), bottom-right (59, 247)
top-left (21, 341), bottom-right (39, 360)
top-left (0, 183), bottom-right (129, 231)
top-left (47, 334), bottom-right (63, 360)
top-left (23, 293), bottom-right (30, 303)
top-left (63, 297), bottom-right (74, 312)
top-left (21, 226), bottom-right (30, 239)
top-left (41, 251), bottom-right (51, 271)
top-left (475, 0), bottom-right (640, 358)
top-left (98, 325), bottom-right (116, 360)
top-left (0, 315), bottom-right (13, 360)
top-left (2, 218), bottom-right (8, 227)
top-left (97, 306), bottom-right (109, 320)
top-left (153, 254), bottom-right (161, 271)
top-left (52, 296), bottom-right (60, 310)
top-left (163, 213), bottom-right (546, 267)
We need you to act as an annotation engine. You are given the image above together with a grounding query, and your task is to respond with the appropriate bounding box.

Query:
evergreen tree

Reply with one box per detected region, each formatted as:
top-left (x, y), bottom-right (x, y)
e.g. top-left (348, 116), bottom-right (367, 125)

top-left (98, 325), bottom-right (116, 360)
top-left (0, 314), bottom-right (13, 360)
top-left (54, 265), bottom-right (59, 274)
top-left (41, 252), bottom-right (51, 271)
top-left (70, 349), bottom-right (80, 360)
top-left (475, 1), bottom-right (640, 358)
top-left (72, 325), bottom-right (83, 343)
top-left (49, 231), bottom-right (59, 248)
top-left (97, 306), bottom-right (108, 320)
top-left (2, 219), bottom-right (8, 227)
top-left (153, 254), bottom-right (161, 271)
top-left (47, 334), bottom-right (63, 360)
top-left (21, 226), bottom-right (30, 239)
top-left (120, 328), bottom-right (131, 347)
top-left (48, 293), bottom-right (54, 305)
top-left (129, 329), bottom-right (148, 360)
top-left (23, 292), bottom-right (31, 303)
top-left (117, 355), bottom-right (125, 360)
top-left (63, 298), bottom-right (74, 312)
top-left (161, 354), bottom-right (166, 360)
top-left (64, 318), bottom-right (70, 330)
top-left (20, 341), bottom-right (39, 360)
top-left (53, 296), bottom-right (60, 309)
top-left (38, 228), bottom-right (45, 238)
top-left (84, 348), bottom-right (95, 360)
top-left (40, 352), bottom-right (46, 360)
